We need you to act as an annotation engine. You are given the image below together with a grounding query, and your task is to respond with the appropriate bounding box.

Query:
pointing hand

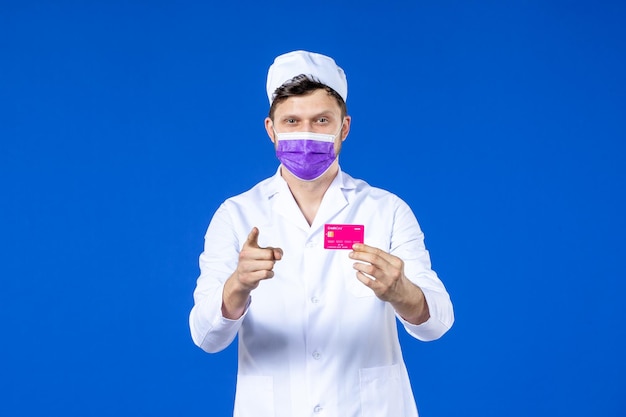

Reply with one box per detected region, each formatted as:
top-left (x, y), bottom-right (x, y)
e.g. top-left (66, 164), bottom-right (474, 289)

top-left (235, 227), bottom-right (283, 291)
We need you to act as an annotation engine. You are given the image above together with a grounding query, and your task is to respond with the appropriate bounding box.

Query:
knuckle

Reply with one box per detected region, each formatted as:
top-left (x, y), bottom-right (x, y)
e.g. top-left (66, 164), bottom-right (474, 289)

top-left (393, 272), bottom-right (402, 282)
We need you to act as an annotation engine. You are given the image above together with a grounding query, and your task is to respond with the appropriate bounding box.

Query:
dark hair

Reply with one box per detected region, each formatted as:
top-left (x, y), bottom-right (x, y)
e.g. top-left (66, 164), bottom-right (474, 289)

top-left (268, 74), bottom-right (347, 120)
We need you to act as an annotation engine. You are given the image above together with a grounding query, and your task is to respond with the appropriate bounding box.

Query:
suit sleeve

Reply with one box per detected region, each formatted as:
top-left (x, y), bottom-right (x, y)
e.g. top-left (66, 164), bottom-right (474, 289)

top-left (189, 203), bottom-right (250, 353)
top-left (391, 199), bottom-right (455, 341)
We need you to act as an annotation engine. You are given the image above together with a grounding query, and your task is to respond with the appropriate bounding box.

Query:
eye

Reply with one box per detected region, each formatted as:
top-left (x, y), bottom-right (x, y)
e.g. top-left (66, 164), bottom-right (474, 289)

top-left (285, 118), bottom-right (297, 124)
top-left (317, 117), bottom-right (329, 123)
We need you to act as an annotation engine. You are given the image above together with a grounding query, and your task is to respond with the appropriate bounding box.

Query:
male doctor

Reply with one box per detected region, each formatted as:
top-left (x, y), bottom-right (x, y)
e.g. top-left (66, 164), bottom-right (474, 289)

top-left (189, 50), bottom-right (454, 417)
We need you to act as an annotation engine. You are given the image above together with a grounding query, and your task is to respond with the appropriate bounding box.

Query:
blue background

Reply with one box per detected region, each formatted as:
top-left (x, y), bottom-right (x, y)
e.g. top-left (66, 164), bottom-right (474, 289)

top-left (1, 1), bottom-right (624, 416)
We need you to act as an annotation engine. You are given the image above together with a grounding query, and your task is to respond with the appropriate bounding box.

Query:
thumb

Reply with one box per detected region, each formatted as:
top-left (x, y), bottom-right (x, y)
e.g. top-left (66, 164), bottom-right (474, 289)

top-left (245, 227), bottom-right (260, 249)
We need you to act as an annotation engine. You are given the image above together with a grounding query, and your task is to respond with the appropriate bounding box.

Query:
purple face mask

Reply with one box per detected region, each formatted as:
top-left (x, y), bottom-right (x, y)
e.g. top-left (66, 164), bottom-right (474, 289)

top-left (274, 130), bottom-right (339, 181)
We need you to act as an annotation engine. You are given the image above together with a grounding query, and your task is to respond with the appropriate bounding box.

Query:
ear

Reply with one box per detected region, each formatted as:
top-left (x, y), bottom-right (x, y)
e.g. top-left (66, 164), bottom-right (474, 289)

top-left (340, 116), bottom-right (351, 142)
top-left (264, 117), bottom-right (276, 144)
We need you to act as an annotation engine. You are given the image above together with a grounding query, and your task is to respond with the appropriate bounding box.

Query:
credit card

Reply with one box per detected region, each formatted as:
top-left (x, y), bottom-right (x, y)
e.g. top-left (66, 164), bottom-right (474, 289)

top-left (324, 224), bottom-right (364, 250)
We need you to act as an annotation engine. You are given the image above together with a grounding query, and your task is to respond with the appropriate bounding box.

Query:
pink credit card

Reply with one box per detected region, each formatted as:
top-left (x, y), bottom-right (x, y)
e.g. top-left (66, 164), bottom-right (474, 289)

top-left (324, 224), bottom-right (364, 250)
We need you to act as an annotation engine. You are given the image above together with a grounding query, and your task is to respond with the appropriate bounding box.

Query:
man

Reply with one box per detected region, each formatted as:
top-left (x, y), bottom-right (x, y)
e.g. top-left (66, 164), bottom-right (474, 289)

top-left (189, 50), bottom-right (454, 417)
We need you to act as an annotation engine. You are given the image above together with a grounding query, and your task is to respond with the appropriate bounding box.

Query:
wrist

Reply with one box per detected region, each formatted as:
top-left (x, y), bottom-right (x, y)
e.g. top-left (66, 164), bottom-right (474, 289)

top-left (222, 275), bottom-right (252, 319)
top-left (394, 278), bottom-right (430, 325)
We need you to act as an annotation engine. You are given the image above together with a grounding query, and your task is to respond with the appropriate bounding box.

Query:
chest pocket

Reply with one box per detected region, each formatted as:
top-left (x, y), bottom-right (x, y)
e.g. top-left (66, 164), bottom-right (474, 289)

top-left (345, 268), bottom-right (376, 298)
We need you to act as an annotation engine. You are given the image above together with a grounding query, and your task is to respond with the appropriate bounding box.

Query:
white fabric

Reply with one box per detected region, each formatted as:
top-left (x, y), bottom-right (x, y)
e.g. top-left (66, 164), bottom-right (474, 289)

top-left (189, 167), bottom-right (454, 417)
top-left (274, 131), bottom-right (336, 143)
top-left (266, 50), bottom-right (348, 104)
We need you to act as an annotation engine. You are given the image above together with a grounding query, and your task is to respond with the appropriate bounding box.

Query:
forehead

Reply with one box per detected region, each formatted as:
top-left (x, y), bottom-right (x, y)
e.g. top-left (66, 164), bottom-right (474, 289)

top-left (272, 89), bottom-right (342, 118)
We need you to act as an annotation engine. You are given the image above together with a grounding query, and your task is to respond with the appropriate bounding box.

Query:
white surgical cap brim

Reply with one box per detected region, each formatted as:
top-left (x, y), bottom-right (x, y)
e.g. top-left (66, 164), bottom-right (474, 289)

top-left (266, 50), bottom-right (348, 104)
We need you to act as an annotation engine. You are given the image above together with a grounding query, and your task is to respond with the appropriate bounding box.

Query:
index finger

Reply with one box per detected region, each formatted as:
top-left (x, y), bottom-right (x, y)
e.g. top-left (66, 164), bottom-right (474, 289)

top-left (350, 243), bottom-right (391, 264)
top-left (351, 243), bottom-right (385, 255)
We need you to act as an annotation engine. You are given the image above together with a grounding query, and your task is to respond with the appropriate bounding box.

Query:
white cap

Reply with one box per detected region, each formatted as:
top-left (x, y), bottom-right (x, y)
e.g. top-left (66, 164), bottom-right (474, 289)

top-left (266, 50), bottom-right (348, 104)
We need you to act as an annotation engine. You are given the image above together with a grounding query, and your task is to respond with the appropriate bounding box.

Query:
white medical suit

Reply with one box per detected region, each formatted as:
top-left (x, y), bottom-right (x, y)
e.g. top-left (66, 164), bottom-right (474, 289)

top-left (189, 167), bottom-right (454, 417)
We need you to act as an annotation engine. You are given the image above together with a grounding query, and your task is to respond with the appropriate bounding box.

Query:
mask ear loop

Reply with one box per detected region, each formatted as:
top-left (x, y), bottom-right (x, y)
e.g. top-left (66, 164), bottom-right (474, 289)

top-left (271, 122), bottom-right (283, 143)
top-left (336, 119), bottom-right (345, 140)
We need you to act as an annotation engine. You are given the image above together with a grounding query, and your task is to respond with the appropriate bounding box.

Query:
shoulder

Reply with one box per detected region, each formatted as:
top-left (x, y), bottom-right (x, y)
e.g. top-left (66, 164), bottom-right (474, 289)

top-left (222, 173), bottom-right (281, 208)
top-left (342, 170), bottom-right (406, 206)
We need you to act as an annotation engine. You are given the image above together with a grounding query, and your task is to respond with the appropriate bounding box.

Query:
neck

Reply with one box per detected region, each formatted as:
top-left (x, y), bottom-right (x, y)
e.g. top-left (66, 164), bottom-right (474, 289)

top-left (281, 162), bottom-right (339, 226)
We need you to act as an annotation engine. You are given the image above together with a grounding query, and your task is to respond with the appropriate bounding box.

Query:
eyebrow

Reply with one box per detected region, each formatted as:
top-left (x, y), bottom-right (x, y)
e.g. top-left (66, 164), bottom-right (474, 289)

top-left (279, 110), bottom-right (337, 120)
